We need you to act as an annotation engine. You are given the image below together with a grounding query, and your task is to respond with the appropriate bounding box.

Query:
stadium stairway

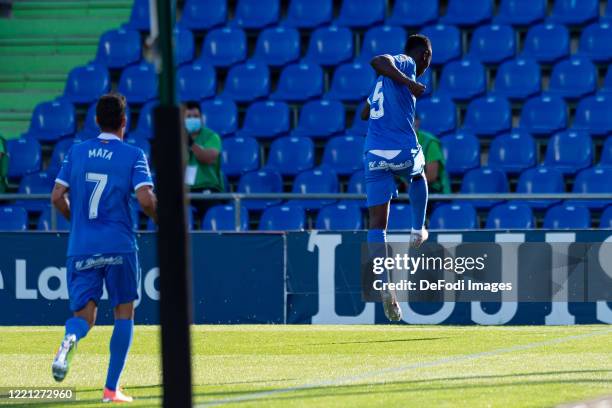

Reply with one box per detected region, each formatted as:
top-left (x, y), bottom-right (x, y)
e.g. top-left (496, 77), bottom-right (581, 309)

top-left (0, 0), bottom-right (131, 140)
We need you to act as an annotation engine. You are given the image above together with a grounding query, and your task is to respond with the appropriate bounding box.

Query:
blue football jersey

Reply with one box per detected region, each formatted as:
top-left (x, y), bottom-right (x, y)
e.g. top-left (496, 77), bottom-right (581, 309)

top-left (55, 134), bottom-right (153, 256)
top-left (365, 54), bottom-right (420, 152)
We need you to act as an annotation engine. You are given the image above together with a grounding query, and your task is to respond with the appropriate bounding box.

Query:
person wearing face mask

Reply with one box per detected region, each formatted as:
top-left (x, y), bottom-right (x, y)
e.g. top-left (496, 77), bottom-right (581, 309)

top-left (183, 101), bottom-right (225, 219)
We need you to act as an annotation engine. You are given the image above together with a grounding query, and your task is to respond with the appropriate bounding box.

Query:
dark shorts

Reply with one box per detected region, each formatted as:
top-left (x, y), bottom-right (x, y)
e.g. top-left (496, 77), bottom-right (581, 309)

top-left (66, 252), bottom-right (141, 312)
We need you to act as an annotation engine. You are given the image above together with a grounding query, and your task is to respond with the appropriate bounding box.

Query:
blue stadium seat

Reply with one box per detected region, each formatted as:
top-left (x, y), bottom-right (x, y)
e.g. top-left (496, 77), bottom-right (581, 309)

top-left (231, 0), bottom-right (279, 29)
top-left (517, 166), bottom-right (565, 208)
top-left (494, 57), bottom-right (541, 100)
top-left (266, 136), bottom-right (314, 175)
top-left (238, 169), bottom-right (283, 209)
top-left (549, 0), bottom-right (598, 25)
top-left (147, 208), bottom-right (194, 231)
top-left (25, 100), bottom-right (75, 142)
top-left (574, 94), bottom-right (612, 137)
top-left (347, 101), bottom-right (369, 136)
top-left (125, 135), bottom-right (151, 160)
top-left (202, 205), bottom-right (249, 231)
top-left (305, 26), bottom-right (353, 66)
top-left (253, 27), bottom-right (300, 67)
top-left (387, 203), bottom-right (412, 230)
top-left (237, 101), bottom-right (289, 139)
top-left (201, 27), bottom-right (246, 67)
top-left (463, 94), bottom-right (511, 136)
top-left (544, 203), bottom-right (590, 229)
top-left (118, 63), bottom-right (158, 104)
top-left (223, 61), bottom-right (270, 103)
top-left (600, 205), bottom-right (612, 228)
top-left (75, 129), bottom-right (97, 141)
top-left (179, 0), bottom-right (227, 30)
top-left (95, 28), bottom-right (141, 69)
top-left (271, 62), bottom-right (323, 102)
top-left (468, 24), bottom-right (516, 64)
top-left (487, 129), bottom-right (536, 174)
top-left (485, 202), bottom-right (534, 229)
top-left (174, 27), bottom-right (195, 66)
top-left (221, 136), bottom-right (260, 176)
top-left (549, 57), bottom-right (596, 100)
top-left (460, 167), bottom-right (509, 208)
top-left (602, 68), bottom-right (612, 94)
top-left (37, 205), bottom-right (70, 231)
top-left (495, 0), bottom-right (546, 26)
top-left (291, 167), bottom-right (339, 210)
top-left (522, 23), bottom-right (569, 64)
top-left (430, 203), bottom-right (478, 230)
top-left (544, 130), bottom-right (593, 174)
top-left (601, 137), bottom-right (612, 166)
top-left (7, 138), bottom-right (41, 178)
top-left (421, 24), bottom-right (461, 65)
top-left (578, 21), bottom-right (612, 63)
top-left (387, 0), bottom-right (438, 27)
top-left (326, 62), bottom-right (376, 102)
top-left (417, 95), bottom-right (456, 136)
top-left (63, 63), bottom-right (110, 104)
top-left (133, 100), bottom-right (157, 139)
top-left (441, 130), bottom-right (480, 175)
top-left (571, 167), bottom-right (612, 209)
top-left (316, 203), bottom-right (362, 230)
top-left (519, 94), bottom-right (567, 136)
top-left (0, 206), bottom-right (27, 231)
top-left (259, 204), bottom-right (306, 230)
top-left (335, 0), bottom-right (385, 28)
top-left (322, 135), bottom-right (364, 175)
top-left (346, 170), bottom-right (366, 208)
top-left (358, 25), bottom-right (407, 63)
top-left (47, 138), bottom-right (74, 176)
top-left (441, 0), bottom-right (493, 26)
top-left (125, 0), bottom-right (150, 31)
top-left (201, 98), bottom-right (238, 136)
top-left (438, 59), bottom-right (486, 101)
top-left (284, 0), bottom-right (332, 29)
top-left (177, 62), bottom-right (216, 102)
top-left (292, 99), bottom-right (345, 139)
top-left (17, 172), bottom-right (55, 212)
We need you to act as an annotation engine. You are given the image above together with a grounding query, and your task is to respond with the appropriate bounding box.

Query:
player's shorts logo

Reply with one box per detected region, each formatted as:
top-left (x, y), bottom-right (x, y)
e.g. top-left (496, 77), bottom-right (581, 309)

top-left (368, 159), bottom-right (413, 171)
top-left (75, 255), bottom-right (124, 271)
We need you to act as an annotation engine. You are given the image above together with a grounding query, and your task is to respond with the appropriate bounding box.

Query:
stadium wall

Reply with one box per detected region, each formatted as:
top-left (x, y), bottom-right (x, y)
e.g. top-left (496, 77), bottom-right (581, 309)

top-left (0, 231), bottom-right (611, 325)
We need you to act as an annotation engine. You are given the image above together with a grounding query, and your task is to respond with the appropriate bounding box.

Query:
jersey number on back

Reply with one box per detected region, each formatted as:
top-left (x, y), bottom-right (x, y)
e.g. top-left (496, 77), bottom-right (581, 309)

top-left (370, 81), bottom-right (385, 119)
top-left (86, 172), bottom-right (108, 219)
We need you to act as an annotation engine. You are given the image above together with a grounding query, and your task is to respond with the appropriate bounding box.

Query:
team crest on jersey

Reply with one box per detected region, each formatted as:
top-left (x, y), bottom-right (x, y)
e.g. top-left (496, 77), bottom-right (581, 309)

top-left (88, 148), bottom-right (113, 160)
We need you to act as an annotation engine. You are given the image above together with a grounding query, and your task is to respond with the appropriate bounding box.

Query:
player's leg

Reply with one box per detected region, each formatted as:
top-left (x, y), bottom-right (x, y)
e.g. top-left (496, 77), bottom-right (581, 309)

top-left (53, 257), bottom-right (103, 382)
top-left (408, 149), bottom-right (429, 248)
top-left (102, 253), bottom-right (141, 403)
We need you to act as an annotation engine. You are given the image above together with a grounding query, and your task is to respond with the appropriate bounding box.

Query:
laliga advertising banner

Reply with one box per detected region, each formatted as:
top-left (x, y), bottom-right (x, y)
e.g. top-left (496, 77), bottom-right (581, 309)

top-left (0, 231), bottom-right (611, 325)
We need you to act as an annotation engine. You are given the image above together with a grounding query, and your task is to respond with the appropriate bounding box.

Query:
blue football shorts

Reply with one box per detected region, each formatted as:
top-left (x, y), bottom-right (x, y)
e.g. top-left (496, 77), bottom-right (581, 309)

top-left (364, 147), bottom-right (425, 208)
top-left (66, 252), bottom-right (141, 312)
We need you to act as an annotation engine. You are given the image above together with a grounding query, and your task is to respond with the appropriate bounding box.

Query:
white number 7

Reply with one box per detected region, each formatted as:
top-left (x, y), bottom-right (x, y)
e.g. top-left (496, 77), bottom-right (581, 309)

top-left (370, 80), bottom-right (385, 119)
top-left (86, 172), bottom-right (108, 219)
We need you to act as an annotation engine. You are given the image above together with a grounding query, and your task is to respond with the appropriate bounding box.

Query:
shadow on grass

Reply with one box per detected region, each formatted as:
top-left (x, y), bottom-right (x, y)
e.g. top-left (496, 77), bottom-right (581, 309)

top-left (302, 337), bottom-right (446, 346)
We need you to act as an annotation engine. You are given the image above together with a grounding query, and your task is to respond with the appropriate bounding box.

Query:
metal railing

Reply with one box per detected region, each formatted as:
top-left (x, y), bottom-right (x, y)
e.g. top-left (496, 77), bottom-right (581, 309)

top-left (1, 192), bottom-right (611, 231)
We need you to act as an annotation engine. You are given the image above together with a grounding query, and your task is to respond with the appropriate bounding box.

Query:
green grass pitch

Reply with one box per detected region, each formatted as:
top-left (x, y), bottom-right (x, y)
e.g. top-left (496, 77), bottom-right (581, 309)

top-left (0, 325), bottom-right (611, 407)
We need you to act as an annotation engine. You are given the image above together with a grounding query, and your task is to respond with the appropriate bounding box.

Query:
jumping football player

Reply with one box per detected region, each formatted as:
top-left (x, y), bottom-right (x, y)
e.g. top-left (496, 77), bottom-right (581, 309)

top-left (361, 34), bottom-right (432, 321)
top-left (51, 93), bottom-right (157, 403)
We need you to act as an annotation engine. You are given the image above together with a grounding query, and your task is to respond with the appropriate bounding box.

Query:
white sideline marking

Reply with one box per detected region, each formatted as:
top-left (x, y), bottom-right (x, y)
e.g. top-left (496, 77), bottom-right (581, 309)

top-left (196, 327), bottom-right (612, 407)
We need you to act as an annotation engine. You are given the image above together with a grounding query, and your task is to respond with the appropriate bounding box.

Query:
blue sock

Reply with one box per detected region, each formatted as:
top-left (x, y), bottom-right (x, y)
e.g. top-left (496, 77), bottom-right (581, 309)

top-left (409, 175), bottom-right (428, 231)
top-left (64, 317), bottom-right (89, 341)
top-left (367, 229), bottom-right (389, 283)
top-left (105, 319), bottom-right (134, 391)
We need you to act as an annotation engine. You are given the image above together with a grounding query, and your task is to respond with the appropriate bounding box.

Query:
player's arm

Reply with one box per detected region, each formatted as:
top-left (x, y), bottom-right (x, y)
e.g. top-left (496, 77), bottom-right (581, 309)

top-left (360, 101), bottom-right (371, 121)
top-left (370, 54), bottom-right (425, 97)
top-left (136, 185), bottom-right (157, 223)
top-left (51, 183), bottom-right (71, 220)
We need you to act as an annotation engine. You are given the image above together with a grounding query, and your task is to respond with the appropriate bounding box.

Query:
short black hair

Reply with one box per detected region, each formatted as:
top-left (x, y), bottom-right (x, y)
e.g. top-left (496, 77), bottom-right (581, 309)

top-left (96, 93), bottom-right (126, 132)
top-left (184, 101), bottom-right (201, 112)
top-left (406, 34), bottom-right (431, 53)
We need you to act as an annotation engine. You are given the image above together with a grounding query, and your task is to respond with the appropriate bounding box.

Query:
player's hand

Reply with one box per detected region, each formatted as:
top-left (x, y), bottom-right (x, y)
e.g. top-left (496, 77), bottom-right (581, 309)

top-left (408, 81), bottom-right (426, 97)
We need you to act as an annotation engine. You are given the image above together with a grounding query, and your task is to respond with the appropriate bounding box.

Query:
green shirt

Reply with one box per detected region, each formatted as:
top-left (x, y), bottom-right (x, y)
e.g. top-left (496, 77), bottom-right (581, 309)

top-left (417, 130), bottom-right (451, 194)
top-left (187, 127), bottom-right (224, 192)
top-left (0, 136), bottom-right (7, 193)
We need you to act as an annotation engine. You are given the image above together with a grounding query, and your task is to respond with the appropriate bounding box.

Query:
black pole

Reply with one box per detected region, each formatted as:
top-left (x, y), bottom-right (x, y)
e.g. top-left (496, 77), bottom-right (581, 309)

top-left (153, 0), bottom-right (193, 407)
